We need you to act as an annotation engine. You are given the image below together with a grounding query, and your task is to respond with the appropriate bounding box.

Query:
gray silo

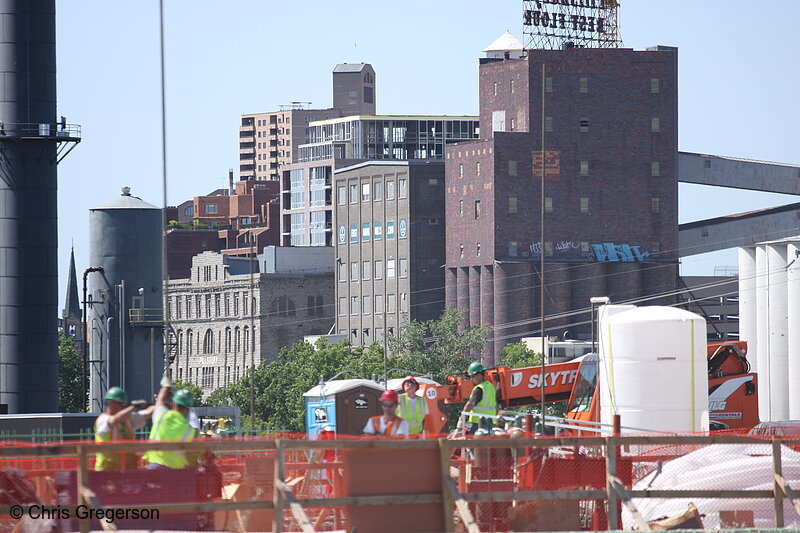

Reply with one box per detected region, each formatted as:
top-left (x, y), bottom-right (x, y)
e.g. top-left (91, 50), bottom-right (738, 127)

top-left (0, 1), bottom-right (80, 413)
top-left (88, 188), bottom-right (164, 411)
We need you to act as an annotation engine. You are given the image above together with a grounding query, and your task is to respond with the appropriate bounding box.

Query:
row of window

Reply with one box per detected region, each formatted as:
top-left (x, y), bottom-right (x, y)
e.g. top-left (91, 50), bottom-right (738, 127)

top-left (176, 327), bottom-right (251, 357)
top-left (338, 219), bottom-right (408, 244)
top-left (172, 293), bottom-right (256, 320)
top-left (457, 160), bottom-right (663, 179)
top-left (338, 293), bottom-right (408, 316)
top-left (341, 326), bottom-right (393, 344)
top-left (177, 365), bottom-right (243, 390)
top-left (459, 194), bottom-right (663, 218)
top-left (491, 77), bottom-right (662, 96)
top-left (338, 258), bottom-right (408, 282)
top-left (336, 178), bottom-right (408, 205)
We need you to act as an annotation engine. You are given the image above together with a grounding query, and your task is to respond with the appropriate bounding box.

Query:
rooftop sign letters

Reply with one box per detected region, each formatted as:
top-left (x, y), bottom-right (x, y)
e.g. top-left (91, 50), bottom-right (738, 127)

top-left (522, 0), bottom-right (620, 50)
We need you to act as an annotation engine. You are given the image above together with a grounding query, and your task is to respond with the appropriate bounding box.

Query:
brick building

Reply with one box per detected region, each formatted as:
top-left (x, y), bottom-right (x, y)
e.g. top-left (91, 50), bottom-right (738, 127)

top-left (446, 40), bottom-right (679, 362)
top-left (334, 161), bottom-right (445, 348)
top-left (166, 247), bottom-right (334, 397)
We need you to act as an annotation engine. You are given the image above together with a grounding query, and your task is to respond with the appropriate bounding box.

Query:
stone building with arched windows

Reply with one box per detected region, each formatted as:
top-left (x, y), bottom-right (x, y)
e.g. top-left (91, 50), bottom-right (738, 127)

top-left (166, 247), bottom-right (334, 397)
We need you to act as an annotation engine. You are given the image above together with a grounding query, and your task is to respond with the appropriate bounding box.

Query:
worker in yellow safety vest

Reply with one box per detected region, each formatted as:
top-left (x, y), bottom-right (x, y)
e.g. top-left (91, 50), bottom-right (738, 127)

top-left (143, 382), bottom-right (197, 469)
top-left (457, 362), bottom-right (498, 435)
top-left (396, 376), bottom-right (429, 435)
top-left (94, 387), bottom-right (154, 471)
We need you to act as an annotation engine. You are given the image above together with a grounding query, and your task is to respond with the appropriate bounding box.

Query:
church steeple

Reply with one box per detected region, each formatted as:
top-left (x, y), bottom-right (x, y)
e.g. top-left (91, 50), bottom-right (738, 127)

top-left (63, 246), bottom-right (81, 319)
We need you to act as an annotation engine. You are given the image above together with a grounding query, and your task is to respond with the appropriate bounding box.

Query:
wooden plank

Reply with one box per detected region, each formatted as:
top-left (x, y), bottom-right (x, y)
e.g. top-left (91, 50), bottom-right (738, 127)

top-left (457, 489), bottom-right (607, 502)
top-left (773, 439), bottom-right (785, 527)
top-left (774, 473), bottom-right (800, 517)
top-left (608, 474), bottom-right (651, 532)
top-left (299, 493), bottom-right (442, 507)
top-left (276, 480), bottom-right (315, 533)
top-left (628, 489), bottom-right (775, 499)
top-left (438, 438), bottom-right (455, 533)
top-left (273, 440), bottom-right (286, 533)
top-left (443, 476), bottom-right (480, 533)
top-left (76, 446), bottom-right (89, 533)
top-left (78, 486), bottom-right (119, 532)
top-left (605, 437), bottom-right (619, 531)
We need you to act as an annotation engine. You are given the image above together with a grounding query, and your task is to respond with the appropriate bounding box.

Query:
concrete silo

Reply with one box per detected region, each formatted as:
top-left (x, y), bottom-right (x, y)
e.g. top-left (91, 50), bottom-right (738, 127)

top-left (88, 188), bottom-right (163, 412)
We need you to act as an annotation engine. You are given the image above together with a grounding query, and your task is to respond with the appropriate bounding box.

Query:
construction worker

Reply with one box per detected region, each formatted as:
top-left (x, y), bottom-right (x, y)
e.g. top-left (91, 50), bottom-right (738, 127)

top-left (143, 383), bottom-right (197, 469)
top-left (396, 376), bottom-right (428, 435)
top-left (94, 387), bottom-right (154, 471)
top-left (457, 362), bottom-right (498, 435)
top-left (363, 390), bottom-right (409, 436)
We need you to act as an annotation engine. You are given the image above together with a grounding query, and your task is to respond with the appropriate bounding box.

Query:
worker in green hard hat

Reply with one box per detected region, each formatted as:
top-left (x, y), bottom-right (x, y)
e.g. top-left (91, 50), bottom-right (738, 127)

top-left (456, 361), bottom-right (498, 436)
top-left (143, 380), bottom-right (198, 469)
top-left (94, 387), bottom-right (154, 471)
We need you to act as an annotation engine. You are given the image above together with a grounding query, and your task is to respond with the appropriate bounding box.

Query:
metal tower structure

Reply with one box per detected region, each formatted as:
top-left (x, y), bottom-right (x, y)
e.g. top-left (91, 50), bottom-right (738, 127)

top-left (523, 0), bottom-right (621, 50)
top-left (0, 1), bottom-right (80, 413)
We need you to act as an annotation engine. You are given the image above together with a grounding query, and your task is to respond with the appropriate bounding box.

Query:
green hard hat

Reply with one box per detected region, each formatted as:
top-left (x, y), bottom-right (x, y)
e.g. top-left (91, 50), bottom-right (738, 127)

top-left (468, 362), bottom-right (486, 375)
top-left (173, 388), bottom-right (194, 408)
top-left (104, 387), bottom-right (128, 404)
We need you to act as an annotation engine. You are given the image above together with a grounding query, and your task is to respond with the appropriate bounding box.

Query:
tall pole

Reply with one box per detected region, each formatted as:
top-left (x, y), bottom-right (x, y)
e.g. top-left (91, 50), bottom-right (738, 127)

top-left (82, 267), bottom-right (103, 411)
top-left (539, 62), bottom-right (547, 432)
top-left (159, 0), bottom-right (171, 383)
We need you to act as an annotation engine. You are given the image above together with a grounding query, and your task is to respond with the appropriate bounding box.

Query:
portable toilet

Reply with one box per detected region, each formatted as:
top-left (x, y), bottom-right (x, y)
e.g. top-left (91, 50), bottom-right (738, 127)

top-left (304, 379), bottom-right (384, 437)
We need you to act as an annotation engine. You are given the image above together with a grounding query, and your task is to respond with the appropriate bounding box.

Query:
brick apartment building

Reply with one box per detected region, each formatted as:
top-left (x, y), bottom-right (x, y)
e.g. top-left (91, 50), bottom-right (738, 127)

top-left (333, 161), bottom-right (445, 348)
top-left (446, 38), bottom-right (679, 362)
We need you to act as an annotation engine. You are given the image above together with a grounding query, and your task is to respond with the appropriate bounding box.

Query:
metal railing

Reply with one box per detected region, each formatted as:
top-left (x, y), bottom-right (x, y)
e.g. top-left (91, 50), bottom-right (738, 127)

top-left (128, 308), bottom-right (164, 325)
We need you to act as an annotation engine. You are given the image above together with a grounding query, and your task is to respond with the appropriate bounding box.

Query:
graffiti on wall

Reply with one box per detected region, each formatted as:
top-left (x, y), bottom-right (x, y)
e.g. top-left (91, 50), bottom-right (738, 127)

top-left (590, 242), bottom-right (649, 262)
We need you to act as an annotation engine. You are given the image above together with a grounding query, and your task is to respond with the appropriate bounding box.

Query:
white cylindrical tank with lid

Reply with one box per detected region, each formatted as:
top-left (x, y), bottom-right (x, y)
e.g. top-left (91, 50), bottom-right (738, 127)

top-left (599, 306), bottom-right (708, 434)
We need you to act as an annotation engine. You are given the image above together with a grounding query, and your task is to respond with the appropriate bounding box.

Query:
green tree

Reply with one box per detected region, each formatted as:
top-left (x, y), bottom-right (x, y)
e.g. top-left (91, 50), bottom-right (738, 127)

top-left (499, 342), bottom-right (542, 368)
top-left (58, 331), bottom-right (86, 412)
top-left (387, 307), bottom-right (487, 383)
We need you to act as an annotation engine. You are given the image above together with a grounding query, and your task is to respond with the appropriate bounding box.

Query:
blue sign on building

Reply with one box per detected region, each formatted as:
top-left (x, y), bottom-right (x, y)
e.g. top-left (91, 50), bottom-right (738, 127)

top-left (387, 220), bottom-right (395, 239)
top-left (350, 224), bottom-right (358, 244)
top-left (399, 219), bottom-right (407, 239)
top-left (338, 225), bottom-right (346, 244)
top-left (374, 222), bottom-right (383, 241)
top-left (362, 222), bottom-right (370, 242)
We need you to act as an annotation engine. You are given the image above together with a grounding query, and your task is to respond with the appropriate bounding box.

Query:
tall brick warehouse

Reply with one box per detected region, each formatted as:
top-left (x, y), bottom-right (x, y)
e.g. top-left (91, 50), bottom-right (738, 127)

top-left (446, 42), bottom-right (679, 363)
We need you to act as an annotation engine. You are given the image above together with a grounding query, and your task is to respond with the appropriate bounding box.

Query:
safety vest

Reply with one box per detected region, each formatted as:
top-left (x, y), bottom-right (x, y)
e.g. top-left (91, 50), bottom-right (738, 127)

top-left (94, 415), bottom-right (136, 471)
top-left (369, 416), bottom-right (402, 436)
top-left (468, 381), bottom-right (498, 424)
top-left (397, 394), bottom-right (426, 434)
top-left (143, 409), bottom-right (196, 469)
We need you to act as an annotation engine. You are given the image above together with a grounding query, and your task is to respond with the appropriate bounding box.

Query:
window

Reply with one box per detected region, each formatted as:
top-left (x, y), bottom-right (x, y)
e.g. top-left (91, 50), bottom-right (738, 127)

top-left (476, 243), bottom-right (481, 256)
top-left (459, 164), bottom-right (463, 178)
top-left (187, 330), bottom-right (193, 355)
top-left (376, 328), bottom-right (385, 342)
top-left (350, 184), bottom-right (358, 204)
top-left (375, 294), bottom-right (384, 313)
top-left (545, 197), bottom-right (553, 213)
top-left (337, 185), bottom-right (346, 205)
top-left (387, 293), bottom-right (396, 313)
top-left (545, 76), bottom-right (553, 93)
top-left (581, 242), bottom-right (590, 253)
top-left (362, 183), bottom-right (370, 202)
top-left (459, 200), bottom-right (464, 215)
top-left (510, 118), bottom-right (516, 131)
top-left (580, 197), bottom-right (590, 213)
top-left (651, 197), bottom-right (661, 213)
top-left (580, 117), bottom-right (589, 132)
top-left (339, 297), bottom-right (347, 316)
top-left (651, 242), bottom-right (661, 254)
top-left (510, 79), bottom-right (515, 93)
top-left (338, 261), bottom-right (346, 282)
top-left (399, 179), bottom-right (407, 199)
top-left (508, 160), bottom-right (517, 176)
top-left (374, 181), bottom-right (383, 200)
top-left (508, 242), bottom-right (518, 257)
top-left (651, 78), bottom-right (660, 94)
top-left (386, 180), bottom-right (395, 200)
top-left (205, 203), bottom-right (218, 214)
top-left (651, 117), bottom-right (660, 132)
top-left (351, 296), bottom-right (359, 315)
top-left (350, 262), bottom-right (358, 281)
top-left (387, 259), bottom-right (396, 278)
top-left (400, 293), bottom-right (408, 313)
top-left (493, 81), bottom-right (498, 96)
top-left (579, 77), bottom-right (588, 93)
top-left (474, 200), bottom-right (481, 219)
top-left (460, 244), bottom-right (464, 258)
top-left (363, 261), bottom-right (371, 280)
top-left (651, 161), bottom-right (661, 176)
top-left (375, 260), bottom-right (383, 279)
top-left (476, 162), bottom-right (480, 176)
top-left (399, 259), bottom-right (408, 278)
top-left (545, 242), bottom-right (554, 256)
top-left (184, 205), bottom-right (194, 217)
top-left (509, 196), bottom-right (518, 213)
top-left (203, 329), bottom-right (214, 354)
top-left (363, 296), bottom-right (371, 315)
top-left (545, 116), bottom-right (553, 132)
top-left (580, 160), bottom-right (589, 176)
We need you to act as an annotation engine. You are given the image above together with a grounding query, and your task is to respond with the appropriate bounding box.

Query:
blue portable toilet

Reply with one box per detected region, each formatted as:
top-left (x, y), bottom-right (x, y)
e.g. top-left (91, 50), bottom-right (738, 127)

top-left (304, 379), bottom-right (383, 437)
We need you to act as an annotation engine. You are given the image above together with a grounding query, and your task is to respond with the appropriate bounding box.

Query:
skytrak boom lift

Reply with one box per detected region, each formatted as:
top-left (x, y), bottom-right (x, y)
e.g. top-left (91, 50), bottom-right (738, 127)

top-left (417, 341), bottom-right (759, 434)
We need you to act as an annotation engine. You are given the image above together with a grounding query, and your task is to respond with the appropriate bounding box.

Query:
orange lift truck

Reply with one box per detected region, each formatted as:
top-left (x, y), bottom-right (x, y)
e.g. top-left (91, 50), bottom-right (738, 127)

top-left (417, 341), bottom-right (759, 434)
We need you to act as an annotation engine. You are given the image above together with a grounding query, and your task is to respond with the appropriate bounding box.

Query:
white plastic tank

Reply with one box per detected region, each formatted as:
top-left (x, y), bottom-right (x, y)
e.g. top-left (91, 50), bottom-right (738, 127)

top-left (599, 306), bottom-right (708, 434)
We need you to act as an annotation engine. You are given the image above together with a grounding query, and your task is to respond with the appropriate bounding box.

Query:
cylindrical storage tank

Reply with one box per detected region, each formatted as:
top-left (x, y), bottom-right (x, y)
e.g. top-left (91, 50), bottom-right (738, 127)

top-left (599, 306), bottom-right (708, 434)
top-left (0, 1), bottom-right (59, 413)
top-left (766, 244), bottom-right (789, 421)
top-left (480, 265), bottom-right (494, 363)
top-left (738, 247), bottom-right (757, 372)
top-left (88, 189), bottom-right (163, 412)
top-left (788, 242), bottom-right (800, 419)
top-left (755, 245), bottom-right (771, 421)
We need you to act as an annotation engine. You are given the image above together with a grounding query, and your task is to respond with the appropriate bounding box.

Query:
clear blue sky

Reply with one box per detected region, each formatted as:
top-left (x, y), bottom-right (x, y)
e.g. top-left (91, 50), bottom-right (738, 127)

top-left (54, 1), bottom-right (799, 310)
